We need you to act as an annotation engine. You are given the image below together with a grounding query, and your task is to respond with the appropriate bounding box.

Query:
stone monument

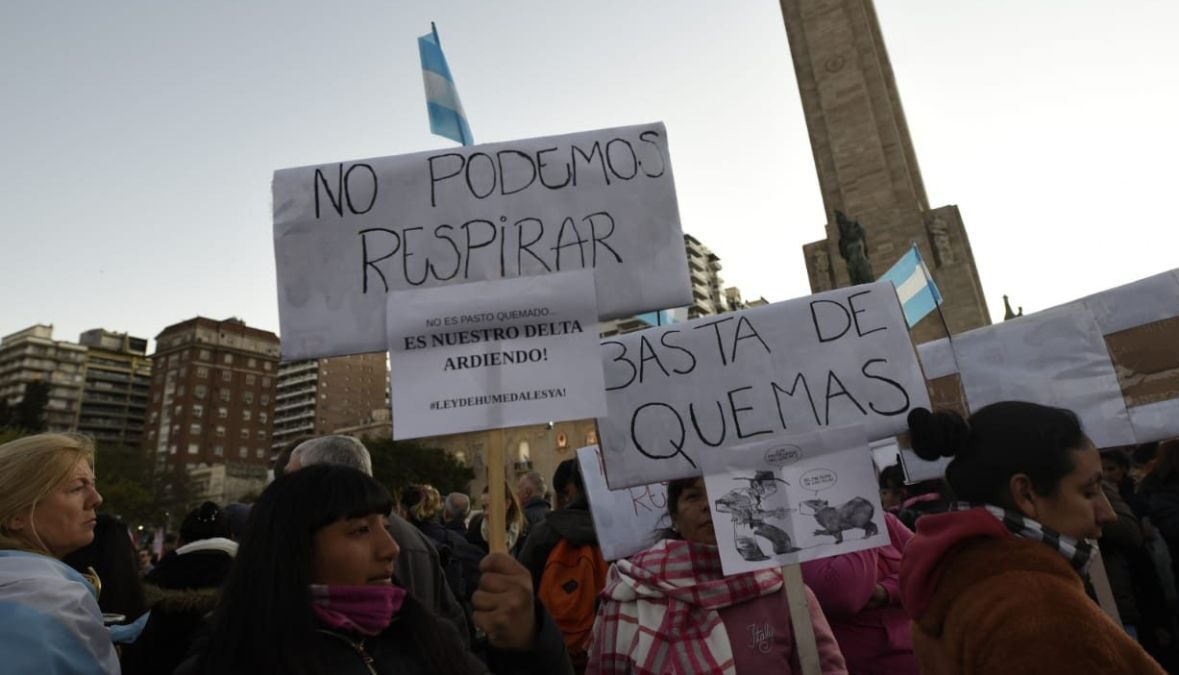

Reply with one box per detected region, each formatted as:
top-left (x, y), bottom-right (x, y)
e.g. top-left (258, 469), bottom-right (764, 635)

top-left (781, 0), bottom-right (991, 341)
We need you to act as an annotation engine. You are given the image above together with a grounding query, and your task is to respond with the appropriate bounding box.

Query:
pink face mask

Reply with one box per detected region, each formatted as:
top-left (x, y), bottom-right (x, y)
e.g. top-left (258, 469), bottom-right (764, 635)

top-left (309, 584), bottom-right (407, 637)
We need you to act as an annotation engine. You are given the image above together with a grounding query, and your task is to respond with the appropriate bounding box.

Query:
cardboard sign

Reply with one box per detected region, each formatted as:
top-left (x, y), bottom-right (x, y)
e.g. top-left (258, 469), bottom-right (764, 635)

top-left (908, 269), bottom-right (1179, 465)
top-left (597, 282), bottom-right (930, 489)
top-left (700, 427), bottom-right (890, 576)
top-left (274, 122), bottom-right (691, 360)
top-left (386, 270), bottom-right (605, 439)
top-left (576, 445), bottom-right (669, 561)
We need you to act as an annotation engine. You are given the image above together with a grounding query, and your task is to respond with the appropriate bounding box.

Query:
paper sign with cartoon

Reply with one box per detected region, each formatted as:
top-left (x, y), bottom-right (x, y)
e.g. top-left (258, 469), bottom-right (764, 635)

top-left (700, 425), bottom-right (889, 575)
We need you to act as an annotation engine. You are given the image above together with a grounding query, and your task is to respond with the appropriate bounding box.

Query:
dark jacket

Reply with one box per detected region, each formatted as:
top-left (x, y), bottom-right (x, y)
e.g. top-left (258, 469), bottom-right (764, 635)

top-left (175, 593), bottom-right (574, 675)
top-left (1099, 481), bottom-right (1144, 626)
top-left (467, 513), bottom-right (488, 549)
top-left (389, 511), bottom-right (471, 645)
top-left (518, 497), bottom-right (598, 590)
top-left (521, 497), bottom-right (551, 534)
top-left (415, 518), bottom-right (485, 603)
top-left (121, 538), bottom-right (235, 675)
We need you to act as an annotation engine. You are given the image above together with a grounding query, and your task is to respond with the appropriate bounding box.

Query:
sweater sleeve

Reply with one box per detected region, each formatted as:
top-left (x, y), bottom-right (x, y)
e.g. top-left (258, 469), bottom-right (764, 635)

top-left (880, 513), bottom-right (913, 605)
top-left (800, 551), bottom-right (878, 618)
top-left (805, 586), bottom-right (849, 675)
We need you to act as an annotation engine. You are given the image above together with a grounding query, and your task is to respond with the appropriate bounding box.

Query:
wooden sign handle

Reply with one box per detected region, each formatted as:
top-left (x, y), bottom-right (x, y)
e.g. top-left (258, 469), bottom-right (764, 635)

top-left (781, 564), bottom-right (821, 675)
top-left (486, 428), bottom-right (508, 554)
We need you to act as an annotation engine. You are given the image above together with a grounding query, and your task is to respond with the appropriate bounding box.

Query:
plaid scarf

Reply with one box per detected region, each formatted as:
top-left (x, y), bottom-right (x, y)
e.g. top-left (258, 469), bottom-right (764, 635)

top-left (952, 502), bottom-right (1096, 576)
top-left (589, 539), bottom-right (782, 675)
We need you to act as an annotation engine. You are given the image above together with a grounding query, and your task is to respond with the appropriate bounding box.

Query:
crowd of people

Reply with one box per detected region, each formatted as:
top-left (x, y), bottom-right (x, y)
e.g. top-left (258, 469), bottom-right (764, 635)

top-left (2, 401), bottom-right (1178, 673)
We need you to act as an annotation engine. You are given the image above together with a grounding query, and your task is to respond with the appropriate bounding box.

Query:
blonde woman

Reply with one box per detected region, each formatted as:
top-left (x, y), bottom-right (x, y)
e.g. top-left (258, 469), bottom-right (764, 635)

top-left (467, 481), bottom-right (526, 555)
top-left (0, 433), bottom-right (119, 674)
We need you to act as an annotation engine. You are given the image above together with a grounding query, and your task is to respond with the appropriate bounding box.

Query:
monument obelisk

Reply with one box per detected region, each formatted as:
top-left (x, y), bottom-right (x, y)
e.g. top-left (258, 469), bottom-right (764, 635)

top-left (781, 0), bottom-right (991, 341)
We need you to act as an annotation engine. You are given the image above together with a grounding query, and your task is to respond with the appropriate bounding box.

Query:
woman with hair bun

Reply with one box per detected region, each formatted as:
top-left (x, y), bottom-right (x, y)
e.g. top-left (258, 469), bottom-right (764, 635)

top-left (899, 402), bottom-right (1164, 674)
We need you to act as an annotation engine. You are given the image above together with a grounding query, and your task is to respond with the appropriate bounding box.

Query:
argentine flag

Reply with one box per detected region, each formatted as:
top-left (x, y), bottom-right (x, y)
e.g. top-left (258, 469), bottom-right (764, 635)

top-left (879, 244), bottom-right (942, 327)
top-left (418, 23), bottom-right (473, 146)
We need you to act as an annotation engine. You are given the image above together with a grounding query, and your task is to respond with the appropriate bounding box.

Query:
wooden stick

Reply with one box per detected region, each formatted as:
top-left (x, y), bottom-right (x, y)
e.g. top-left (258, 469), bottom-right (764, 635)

top-left (486, 428), bottom-right (508, 554)
top-left (1089, 547), bottom-right (1123, 626)
top-left (781, 564), bottom-right (821, 675)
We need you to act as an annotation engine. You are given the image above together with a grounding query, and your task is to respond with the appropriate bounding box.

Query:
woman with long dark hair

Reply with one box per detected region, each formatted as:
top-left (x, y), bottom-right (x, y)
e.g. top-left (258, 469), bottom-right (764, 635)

top-left (900, 402), bottom-right (1164, 674)
top-left (178, 463), bottom-right (571, 675)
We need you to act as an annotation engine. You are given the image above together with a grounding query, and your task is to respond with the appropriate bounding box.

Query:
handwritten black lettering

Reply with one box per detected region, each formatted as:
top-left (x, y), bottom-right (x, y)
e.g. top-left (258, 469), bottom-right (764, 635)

top-left (427, 153), bottom-right (464, 207)
top-left (862, 358), bottom-right (911, 415)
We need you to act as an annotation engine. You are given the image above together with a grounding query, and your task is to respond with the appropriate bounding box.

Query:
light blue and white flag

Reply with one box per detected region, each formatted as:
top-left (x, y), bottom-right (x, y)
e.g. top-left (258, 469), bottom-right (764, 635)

top-left (879, 244), bottom-right (942, 327)
top-left (418, 23), bottom-right (473, 145)
top-left (0, 550), bottom-right (121, 674)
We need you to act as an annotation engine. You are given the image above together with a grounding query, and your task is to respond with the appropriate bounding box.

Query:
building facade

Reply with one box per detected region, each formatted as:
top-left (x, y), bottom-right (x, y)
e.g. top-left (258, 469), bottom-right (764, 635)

top-left (75, 329), bottom-right (152, 448)
top-left (600, 233), bottom-right (765, 337)
top-left (0, 325), bottom-right (87, 432)
top-left (783, 0), bottom-right (991, 341)
top-left (271, 352), bottom-right (389, 451)
top-left (144, 317), bottom-right (280, 470)
top-left (416, 419), bottom-right (600, 501)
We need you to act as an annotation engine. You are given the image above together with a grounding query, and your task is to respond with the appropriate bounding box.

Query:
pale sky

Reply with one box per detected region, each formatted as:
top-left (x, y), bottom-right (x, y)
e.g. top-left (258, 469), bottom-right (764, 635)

top-left (2, 1), bottom-right (1177, 350)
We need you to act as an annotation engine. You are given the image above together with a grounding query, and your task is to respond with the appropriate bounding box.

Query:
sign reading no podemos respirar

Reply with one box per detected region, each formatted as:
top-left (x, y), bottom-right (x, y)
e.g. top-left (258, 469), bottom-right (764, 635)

top-left (386, 269), bottom-right (606, 439)
top-left (274, 122), bottom-right (690, 360)
top-left (597, 281), bottom-right (930, 489)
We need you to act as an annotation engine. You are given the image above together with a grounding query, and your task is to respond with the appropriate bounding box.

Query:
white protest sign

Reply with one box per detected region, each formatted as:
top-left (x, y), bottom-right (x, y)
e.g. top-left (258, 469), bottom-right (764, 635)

top-left (274, 122), bottom-right (691, 360)
top-left (700, 426), bottom-right (890, 576)
top-left (908, 269), bottom-right (1179, 458)
top-left (952, 304), bottom-right (1134, 448)
top-left (597, 282), bottom-right (930, 489)
top-left (576, 446), bottom-right (669, 561)
top-left (386, 269), bottom-right (605, 439)
top-left (899, 449), bottom-right (951, 484)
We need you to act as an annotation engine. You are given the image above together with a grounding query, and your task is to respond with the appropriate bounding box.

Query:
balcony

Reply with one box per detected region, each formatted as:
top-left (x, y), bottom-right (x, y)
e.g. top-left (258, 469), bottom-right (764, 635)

top-left (276, 373), bottom-right (317, 390)
top-left (274, 397), bottom-right (316, 414)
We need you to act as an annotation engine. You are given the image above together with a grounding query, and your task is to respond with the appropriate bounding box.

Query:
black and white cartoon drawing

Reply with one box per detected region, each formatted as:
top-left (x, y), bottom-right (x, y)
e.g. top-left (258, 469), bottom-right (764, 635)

top-left (800, 496), bottom-right (878, 544)
top-left (701, 426), bottom-right (890, 575)
top-left (714, 470), bottom-right (799, 561)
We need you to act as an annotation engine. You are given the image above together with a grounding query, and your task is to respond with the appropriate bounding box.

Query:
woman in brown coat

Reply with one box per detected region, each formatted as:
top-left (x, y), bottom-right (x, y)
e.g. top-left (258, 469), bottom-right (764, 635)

top-left (899, 402), bottom-right (1165, 675)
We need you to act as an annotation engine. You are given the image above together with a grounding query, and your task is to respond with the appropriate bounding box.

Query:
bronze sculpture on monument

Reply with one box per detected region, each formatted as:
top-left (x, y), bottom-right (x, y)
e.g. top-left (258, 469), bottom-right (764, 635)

top-left (835, 210), bottom-right (874, 285)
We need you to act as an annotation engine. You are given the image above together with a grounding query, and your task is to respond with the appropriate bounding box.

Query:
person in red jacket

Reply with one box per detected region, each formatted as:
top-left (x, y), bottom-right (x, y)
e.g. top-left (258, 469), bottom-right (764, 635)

top-left (801, 511), bottom-right (918, 675)
top-left (899, 402), bottom-right (1164, 675)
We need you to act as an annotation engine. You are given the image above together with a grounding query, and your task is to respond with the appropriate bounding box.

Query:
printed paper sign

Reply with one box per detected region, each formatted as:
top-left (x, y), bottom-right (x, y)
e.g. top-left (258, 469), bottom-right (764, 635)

top-left (386, 269), bottom-right (605, 439)
top-left (274, 122), bottom-right (691, 360)
top-left (577, 446), bottom-right (669, 561)
top-left (597, 282), bottom-right (930, 489)
top-left (701, 426), bottom-right (890, 575)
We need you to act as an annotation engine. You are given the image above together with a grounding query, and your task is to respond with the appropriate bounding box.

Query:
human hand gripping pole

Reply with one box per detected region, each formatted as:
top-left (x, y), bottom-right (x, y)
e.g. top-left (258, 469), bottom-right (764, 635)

top-left (471, 552), bottom-right (538, 651)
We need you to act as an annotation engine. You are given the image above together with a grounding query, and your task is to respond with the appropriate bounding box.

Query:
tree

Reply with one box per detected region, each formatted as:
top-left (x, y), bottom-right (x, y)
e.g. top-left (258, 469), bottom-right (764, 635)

top-left (5, 381), bottom-right (50, 432)
top-left (365, 437), bottom-right (475, 497)
top-left (95, 444), bottom-right (199, 529)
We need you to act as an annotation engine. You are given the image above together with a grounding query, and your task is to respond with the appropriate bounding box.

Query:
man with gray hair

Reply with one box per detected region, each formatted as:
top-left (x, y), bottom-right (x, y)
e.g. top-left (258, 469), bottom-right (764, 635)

top-left (287, 435), bottom-right (469, 643)
top-left (287, 434), bottom-right (373, 475)
top-left (516, 470), bottom-right (552, 533)
top-left (444, 492), bottom-right (471, 533)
